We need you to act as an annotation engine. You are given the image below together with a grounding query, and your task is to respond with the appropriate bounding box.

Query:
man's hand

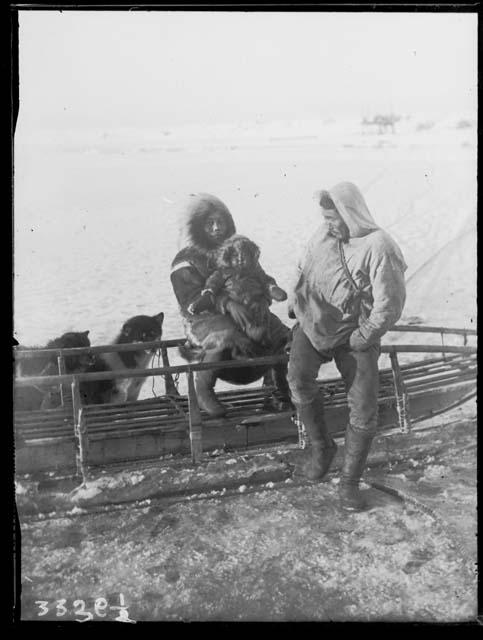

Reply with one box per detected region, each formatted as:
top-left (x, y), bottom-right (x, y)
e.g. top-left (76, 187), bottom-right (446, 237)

top-left (226, 300), bottom-right (252, 332)
top-left (284, 322), bottom-right (299, 354)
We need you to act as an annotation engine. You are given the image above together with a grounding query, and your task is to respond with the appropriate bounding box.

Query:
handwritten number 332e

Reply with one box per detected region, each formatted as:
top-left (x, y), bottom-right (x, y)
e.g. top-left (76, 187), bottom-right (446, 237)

top-left (34, 595), bottom-right (134, 622)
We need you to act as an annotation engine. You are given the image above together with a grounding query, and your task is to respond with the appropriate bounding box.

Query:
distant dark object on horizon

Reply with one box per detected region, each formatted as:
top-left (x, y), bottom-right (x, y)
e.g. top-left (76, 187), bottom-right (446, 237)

top-left (362, 114), bottom-right (401, 135)
top-left (416, 121), bottom-right (435, 132)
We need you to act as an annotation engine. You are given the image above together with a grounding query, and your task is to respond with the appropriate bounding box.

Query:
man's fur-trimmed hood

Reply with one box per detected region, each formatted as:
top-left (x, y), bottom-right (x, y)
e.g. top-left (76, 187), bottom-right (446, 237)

top-left (178, 193), bottom-right (236, 252)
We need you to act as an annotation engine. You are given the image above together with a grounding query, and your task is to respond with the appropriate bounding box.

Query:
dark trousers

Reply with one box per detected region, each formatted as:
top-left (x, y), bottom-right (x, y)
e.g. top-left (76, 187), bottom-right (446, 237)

top-left (287, 325), bottom-right (380, 433)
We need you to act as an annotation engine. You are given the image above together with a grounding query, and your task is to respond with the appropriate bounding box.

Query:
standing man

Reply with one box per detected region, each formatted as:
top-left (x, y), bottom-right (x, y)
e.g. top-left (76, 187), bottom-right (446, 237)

top-left (287, 182), bottom-right (407, 511)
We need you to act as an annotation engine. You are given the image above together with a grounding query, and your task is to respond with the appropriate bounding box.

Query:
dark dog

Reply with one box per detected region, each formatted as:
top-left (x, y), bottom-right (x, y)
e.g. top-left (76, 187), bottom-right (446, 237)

top-left (80, 312), bottom-right (164, 405)
top-left (15, 330), bottom-right (92, 411)
top-left (189, 234), bottom-right (287, 346)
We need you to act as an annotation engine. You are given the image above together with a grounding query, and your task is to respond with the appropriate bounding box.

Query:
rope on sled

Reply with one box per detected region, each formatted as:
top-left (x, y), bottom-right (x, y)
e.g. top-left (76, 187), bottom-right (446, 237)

top-left (150, 348), bottom-right (181, 398)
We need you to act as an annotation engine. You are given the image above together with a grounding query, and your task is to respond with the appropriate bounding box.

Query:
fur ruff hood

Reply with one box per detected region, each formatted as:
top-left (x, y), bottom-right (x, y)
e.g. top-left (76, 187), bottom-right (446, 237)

top-left (178, 193), bottom-right (236, 252)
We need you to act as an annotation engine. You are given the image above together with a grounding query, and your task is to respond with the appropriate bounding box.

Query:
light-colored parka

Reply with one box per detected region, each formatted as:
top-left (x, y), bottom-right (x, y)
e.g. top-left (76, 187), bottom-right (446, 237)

top-left (289, 182), bottom-right (407, 351)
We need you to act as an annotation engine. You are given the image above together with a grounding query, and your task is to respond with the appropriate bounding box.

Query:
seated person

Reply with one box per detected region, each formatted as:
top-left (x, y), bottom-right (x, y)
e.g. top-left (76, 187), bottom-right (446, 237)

top-left (170, 193), bottom-right (291, 417)
top-left (187, 234), bottom-right (287, 346)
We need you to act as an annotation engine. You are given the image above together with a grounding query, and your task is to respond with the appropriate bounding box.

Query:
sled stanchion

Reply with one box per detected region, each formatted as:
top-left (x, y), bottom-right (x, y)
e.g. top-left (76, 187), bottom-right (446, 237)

top-left (77, 408), bottom-right (89, 484)
top-left (440, 332), bottom-right (446, 362)
top-left (72, 378), bottom-right (88, 482)
top-left (389, 349), bottom-right (411, 434)
top-left (57, 355), bottom-right (67, 407)
top-left (162, 346), bottom-right (179, 396)
top-left (187, 369), bottom-right (203, 464)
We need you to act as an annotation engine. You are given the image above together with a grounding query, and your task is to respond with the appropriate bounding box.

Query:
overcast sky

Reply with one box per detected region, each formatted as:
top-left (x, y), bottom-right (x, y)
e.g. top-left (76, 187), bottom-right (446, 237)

top-left (18, 11), bottom-right (477, 130)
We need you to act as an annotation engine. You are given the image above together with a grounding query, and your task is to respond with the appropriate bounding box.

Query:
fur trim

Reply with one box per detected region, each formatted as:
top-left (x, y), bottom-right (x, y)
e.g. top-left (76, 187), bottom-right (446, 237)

top-left (178, 193), bottom-right (236, 252)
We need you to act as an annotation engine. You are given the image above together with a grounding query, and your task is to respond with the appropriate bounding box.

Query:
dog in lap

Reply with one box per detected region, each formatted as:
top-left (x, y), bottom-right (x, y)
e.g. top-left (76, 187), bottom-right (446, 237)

top-left (15, 330), bottom-right (92, 411)
top-left (188, 234), bottom-right (287, 346)
top-left (80, 312), bottom-right (164, 405)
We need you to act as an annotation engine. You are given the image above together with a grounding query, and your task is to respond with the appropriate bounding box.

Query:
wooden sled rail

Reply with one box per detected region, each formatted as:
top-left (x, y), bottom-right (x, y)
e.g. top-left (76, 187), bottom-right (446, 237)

top-left (13, 324), bottom-right (476, 361)
top-left (389, 324), bottom-right (476, 336)
top-left (14, 344), bottom-right (477, 389)
top-left (14, 338), bottom-right (186, 360)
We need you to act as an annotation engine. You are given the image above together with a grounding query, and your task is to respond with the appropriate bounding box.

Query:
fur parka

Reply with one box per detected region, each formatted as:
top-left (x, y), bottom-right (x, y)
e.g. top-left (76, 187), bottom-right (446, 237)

top-left (170, 193), bottom-right (236, 313)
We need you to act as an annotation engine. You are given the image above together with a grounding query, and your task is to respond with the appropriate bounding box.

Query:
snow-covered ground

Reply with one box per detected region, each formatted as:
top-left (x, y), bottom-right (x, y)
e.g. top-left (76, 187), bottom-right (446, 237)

top-left (18, 410), bottom-right (476, 622)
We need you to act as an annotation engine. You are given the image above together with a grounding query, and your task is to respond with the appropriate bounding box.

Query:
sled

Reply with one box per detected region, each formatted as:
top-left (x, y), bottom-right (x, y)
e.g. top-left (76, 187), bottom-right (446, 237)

top-left (14, 325), bottom-right (476, 478)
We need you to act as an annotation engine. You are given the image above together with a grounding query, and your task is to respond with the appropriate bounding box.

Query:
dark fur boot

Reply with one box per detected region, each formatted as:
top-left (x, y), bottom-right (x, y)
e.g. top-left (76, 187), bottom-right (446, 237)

top-left (272, 363), bottom-right (293, 410)
top-left (195, 369), bottom-right (227, 418)
top-left (339, 426), bottom-right (374, 512)
top-left (295, 395), bottom-right (337, 481)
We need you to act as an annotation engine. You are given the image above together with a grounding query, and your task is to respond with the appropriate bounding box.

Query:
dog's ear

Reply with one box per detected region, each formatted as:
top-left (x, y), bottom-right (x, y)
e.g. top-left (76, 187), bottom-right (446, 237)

top-left (154, 312), bottom-right (164, 327)
top-left (82, 330), bottom-right (90, 338)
